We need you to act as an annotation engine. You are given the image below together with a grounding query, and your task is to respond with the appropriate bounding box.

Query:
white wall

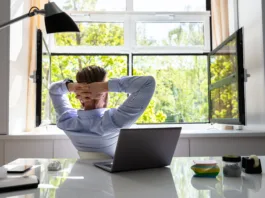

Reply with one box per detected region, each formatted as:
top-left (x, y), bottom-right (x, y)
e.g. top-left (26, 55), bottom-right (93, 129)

top-left (9, 0), bottom-right (31, 134)
top-left (1, 136), bottom-right (265, 165)
top-left (0, 0), bottom-right (10, 135)
top-left (238, 0), bottom-right (265, 130)
top-left (228, 0), bottom-right (238, 35)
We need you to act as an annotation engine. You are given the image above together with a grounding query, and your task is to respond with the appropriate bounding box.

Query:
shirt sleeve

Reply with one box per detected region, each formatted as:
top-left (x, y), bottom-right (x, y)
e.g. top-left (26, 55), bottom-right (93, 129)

top-left (49, 76), bottom-right (156, 136)
top-left (49, 80), bottom-right (76, 122)
top-left (105, 76), bottom-right (156, 129)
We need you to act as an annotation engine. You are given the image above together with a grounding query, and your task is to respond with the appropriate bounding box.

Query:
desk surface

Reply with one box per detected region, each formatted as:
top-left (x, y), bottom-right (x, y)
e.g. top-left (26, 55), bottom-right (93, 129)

top-left (1, 157), bottom-right (265, 198)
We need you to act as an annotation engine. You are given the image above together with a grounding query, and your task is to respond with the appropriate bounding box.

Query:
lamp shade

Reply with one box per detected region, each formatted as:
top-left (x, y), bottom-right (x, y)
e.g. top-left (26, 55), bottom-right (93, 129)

top-left (44, 2), bottom-right (80, 34)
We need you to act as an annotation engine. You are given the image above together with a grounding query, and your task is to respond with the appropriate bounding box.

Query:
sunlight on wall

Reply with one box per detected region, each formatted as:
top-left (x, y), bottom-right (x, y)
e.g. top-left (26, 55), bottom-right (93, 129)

top-left (9, 0), bottom-right (30, 134)
top-left (9, 76), bottom-right (23, 108)
top-left (10, 1), bottom-right (24, 61)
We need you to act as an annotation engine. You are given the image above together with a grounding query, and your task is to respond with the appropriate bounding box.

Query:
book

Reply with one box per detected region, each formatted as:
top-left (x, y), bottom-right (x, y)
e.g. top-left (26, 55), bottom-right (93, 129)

top-left (0, 175), bottom-right (39, 193)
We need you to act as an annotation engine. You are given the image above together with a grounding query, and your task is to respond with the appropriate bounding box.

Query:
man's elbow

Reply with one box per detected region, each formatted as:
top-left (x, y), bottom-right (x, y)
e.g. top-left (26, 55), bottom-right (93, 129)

top-left (147, 76), bottom-right (156, 85)
top-left (145, 76), bottom-right (156, 93)
top-left (48, 82), bottom-right (62, 96)
top-left (48, 82), bottom-right (56, 93)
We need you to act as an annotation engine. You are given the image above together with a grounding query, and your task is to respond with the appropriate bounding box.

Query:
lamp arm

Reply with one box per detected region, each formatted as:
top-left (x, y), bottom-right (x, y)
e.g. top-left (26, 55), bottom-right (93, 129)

top-left (0, 9), bottom-right (45, 31)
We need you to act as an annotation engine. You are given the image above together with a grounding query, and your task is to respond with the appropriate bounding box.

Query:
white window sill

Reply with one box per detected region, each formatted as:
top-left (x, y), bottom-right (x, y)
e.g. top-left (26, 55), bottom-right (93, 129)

top-left (3, 124), bottom-right (265, 140)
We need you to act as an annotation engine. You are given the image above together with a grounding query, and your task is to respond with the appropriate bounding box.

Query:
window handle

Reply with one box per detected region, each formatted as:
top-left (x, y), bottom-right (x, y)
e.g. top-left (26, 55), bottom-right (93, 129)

top-left (244, 69), bottom-right (250, 82)
top-left (29, 71), bottom-right (37, 83)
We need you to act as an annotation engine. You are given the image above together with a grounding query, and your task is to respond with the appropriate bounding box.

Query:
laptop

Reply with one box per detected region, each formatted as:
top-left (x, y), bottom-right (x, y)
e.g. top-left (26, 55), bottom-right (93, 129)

top-left (94, 127), bottom-right (181, 173)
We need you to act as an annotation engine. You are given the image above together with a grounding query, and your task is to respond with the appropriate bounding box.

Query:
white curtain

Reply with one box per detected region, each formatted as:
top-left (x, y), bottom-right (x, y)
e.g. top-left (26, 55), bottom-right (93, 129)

top-left (211, 0), bottom-right (229, 48)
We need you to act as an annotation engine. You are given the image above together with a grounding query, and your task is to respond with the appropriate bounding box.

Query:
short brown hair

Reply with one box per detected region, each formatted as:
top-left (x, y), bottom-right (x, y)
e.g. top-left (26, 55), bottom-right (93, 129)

top-left (76, 66), bottom-right (107, 84)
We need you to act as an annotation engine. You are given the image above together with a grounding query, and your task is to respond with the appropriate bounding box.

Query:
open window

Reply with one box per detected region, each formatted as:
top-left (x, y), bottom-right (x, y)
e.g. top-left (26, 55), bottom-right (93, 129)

top-left (36, 29), bottom-right (51, 127)
top-left (35, 0), bottom-right (213, 126)
top-left (208, 28), bottom-right (245, 125)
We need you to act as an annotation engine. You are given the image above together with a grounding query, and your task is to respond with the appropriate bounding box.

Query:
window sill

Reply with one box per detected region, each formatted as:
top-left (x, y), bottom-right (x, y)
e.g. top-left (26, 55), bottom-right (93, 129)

top-left (180, 130), bottom-right (265, 138)
top-left (2, 125), bottom-right (265, 140)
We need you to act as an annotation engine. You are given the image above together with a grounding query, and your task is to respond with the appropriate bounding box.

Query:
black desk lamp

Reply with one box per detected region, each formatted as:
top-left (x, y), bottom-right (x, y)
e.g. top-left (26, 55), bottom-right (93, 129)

top-left (0, 2), bottom-right (79, 33)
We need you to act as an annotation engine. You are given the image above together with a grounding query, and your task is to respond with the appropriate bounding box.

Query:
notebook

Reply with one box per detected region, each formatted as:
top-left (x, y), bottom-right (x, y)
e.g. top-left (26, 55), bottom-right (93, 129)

top-left (0, 175), bottom-right (39, 193)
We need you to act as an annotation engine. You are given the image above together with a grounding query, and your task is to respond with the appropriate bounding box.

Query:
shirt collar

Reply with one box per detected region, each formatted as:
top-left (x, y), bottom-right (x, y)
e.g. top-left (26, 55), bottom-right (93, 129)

top-left (77, 108), bottom-right (107, 119)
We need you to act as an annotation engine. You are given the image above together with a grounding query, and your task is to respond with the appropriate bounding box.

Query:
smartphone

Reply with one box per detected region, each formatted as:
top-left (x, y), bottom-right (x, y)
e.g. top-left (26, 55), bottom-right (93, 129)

top-left (4, 165), bottom-right (33, 173)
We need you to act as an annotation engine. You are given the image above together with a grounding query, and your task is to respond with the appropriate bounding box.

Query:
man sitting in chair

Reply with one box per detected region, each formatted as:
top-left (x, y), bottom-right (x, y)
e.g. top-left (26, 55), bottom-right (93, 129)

top-left (49, 66), bottom-right (155, 160)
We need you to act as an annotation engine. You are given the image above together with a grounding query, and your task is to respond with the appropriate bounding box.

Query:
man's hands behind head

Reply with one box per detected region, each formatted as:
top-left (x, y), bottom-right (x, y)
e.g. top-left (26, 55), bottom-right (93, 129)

top-left (67, 82), bottom-right (108, 103)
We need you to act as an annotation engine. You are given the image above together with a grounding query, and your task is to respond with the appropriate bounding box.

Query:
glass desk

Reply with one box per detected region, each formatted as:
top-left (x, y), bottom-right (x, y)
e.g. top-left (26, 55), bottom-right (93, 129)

top-left (0, 157), bottom-right (264, 198)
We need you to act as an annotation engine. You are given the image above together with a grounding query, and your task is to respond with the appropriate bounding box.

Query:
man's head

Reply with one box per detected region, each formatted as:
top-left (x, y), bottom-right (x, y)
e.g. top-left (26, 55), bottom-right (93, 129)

top-left (76, 66), bottom-right (108, 110)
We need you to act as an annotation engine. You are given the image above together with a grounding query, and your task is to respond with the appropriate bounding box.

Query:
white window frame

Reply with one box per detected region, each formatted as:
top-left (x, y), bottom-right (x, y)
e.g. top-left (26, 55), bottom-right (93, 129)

top-left (49, 10), bottom-right (211, 54)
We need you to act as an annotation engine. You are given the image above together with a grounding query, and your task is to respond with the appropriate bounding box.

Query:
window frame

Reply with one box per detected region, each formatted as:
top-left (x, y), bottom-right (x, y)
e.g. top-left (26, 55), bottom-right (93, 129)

top-left (36, 30), bottom-right (52, 127)
top-left (41, 0), bottom-right (213, 125)
top-left (46, 52), bottom-right (210, 124)
top-left (49, 11), bottom-right (211, 54)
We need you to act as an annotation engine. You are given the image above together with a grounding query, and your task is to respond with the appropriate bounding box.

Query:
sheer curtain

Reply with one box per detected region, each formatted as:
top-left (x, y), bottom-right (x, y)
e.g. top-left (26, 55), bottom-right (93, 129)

top-left (211, 0), bottom-right (229, 49)
top-left (26, 0), bottom-right (48, 131)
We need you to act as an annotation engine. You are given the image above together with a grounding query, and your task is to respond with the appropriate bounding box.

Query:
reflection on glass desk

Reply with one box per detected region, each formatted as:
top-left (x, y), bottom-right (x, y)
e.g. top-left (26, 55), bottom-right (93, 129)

top-left (1, 157), bottom-right (265, 198)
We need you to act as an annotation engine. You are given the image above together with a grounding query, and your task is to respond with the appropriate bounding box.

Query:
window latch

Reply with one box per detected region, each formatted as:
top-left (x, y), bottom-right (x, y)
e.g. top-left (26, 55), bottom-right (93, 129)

top-left (29, 71), bottom-right (37, 83)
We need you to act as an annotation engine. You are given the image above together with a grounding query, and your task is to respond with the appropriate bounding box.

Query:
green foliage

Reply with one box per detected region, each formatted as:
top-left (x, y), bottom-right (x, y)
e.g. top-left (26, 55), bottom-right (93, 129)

top-left (43, 0), bottom-right (210, 124)
top-left (48, 55), bottom-right (128, 123)
top-left (209, 39), bottom-right (239, 119)
top-left (42, 55), bottom-right (51, 122)
top-left (55, 23), bottom-right (124, 47)
top-left (210, 56), bottom-right (236, 84)
top-left (62, 0), bottom-right (98, 11)
top-left (211, 84), bottom-right (239, 119)
top-left (137, 100), bottom-right (167, 123)
top-left (133, 56), bottom-right (208, 123)
top-left (136, 23), bottom-right (204, 47)
top-left (40, 159), bottom-right (76, 197)
top-left (167, 23), bottom-right (204, 46)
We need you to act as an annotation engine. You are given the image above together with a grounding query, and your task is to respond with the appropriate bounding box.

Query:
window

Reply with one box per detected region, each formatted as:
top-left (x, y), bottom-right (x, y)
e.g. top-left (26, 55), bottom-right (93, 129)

top-left (133, 55), bottom-right (208, 123)
top-left (42, 0), bottom-right (211, 125)
top-left (211, 83), bottom-right (239, 119)
top-left (44, 54), bottom-right (128, 123)
top-left (133, 0), bottom-right (206, 12)
top-left (53, 0), bottom-right (126, 11)
top-left (136, 22), bottom-right (204, 47)
top-left (41, 54), bottom-right (51, 124)
top-left (208, 28), bottom-right (245, 125)
top-left (55, 23), bottom-right (124, 46)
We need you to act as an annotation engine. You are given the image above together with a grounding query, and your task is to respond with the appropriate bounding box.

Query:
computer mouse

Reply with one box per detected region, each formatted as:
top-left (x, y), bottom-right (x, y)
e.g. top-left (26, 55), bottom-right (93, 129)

top-left (48, 161), bottom-right (61, 171)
